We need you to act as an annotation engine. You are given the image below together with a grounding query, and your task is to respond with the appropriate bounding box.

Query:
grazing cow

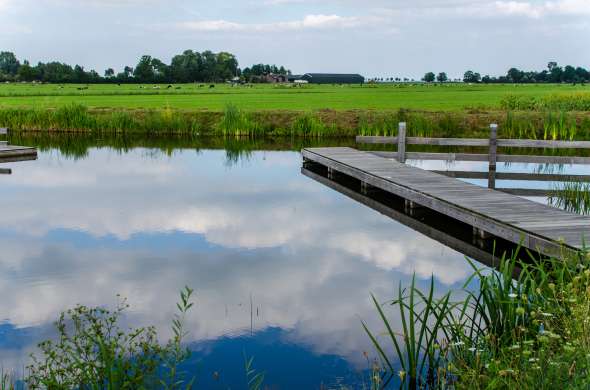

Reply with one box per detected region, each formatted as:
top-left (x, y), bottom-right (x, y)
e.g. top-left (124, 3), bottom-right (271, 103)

top-left (209, 84), bottom-right (215, 88)
top-left (167, 85), bottom-right (173, 89)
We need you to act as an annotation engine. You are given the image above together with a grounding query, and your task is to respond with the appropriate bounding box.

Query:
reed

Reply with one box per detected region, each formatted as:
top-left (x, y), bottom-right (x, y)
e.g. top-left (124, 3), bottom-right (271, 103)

top-left (549, 181), bottom-right (590, 215)
top-left (2, 104), bottom-right (590, 139)
top-left (362, 276), bottom-right (452, 388)
top-left (290, 113), bottom-right (331, 137)
top-left (502, 111), bottom-right (582, 140)
top-left (0, 370), bottom-right (16, 390)
top-left (364, 248), bottom-right (590, 388)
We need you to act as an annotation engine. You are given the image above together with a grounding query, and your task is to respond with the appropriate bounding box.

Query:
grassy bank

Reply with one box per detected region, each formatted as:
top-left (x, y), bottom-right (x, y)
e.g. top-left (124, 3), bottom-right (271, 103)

top-left (2, 104), bottom-right (590, 139)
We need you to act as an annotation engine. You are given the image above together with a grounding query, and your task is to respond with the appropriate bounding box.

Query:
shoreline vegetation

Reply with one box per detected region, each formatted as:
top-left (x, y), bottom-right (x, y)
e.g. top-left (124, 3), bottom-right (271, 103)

top-left (1, 102), bottom-right (590, 139)
top-left (366, 248), bottom-right (590, 389)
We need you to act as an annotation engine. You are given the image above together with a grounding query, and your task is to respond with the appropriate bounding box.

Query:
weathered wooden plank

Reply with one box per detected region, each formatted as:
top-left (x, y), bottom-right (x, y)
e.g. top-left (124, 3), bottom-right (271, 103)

top-left (496, 188), bottom-right (552, 197)
top-left (302, 147), bottom-right (590, 257)
top-left (432, 171), bottom-right (590, 182)
top-left (498, 139), bottom-right (590, 149)
top-left (408, 137), bottom-right (489, 147)
top-left (0, 145), bottom-right (38, 162)
top-left (357, 136), bottom-right (590, 149)
top-left (368, 151), bottom-right (590, 165)
top-left (356, 136), bottom-right (399, 144)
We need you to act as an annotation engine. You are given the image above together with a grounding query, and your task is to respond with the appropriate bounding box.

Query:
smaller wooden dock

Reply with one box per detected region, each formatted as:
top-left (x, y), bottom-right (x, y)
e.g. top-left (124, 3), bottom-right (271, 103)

top-left (302, 147), bottom-right (590, 257)
top-left (0, 144), bottom-right (37, 163)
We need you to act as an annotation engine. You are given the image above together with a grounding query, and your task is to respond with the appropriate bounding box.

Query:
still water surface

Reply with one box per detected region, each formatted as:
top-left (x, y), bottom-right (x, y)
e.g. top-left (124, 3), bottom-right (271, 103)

top-left (0, 141), bottom-right (584, 388)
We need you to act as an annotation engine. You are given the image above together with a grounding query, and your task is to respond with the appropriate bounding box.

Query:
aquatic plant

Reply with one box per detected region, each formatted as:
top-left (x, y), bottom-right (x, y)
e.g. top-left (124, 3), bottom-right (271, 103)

top-left (290, 113), bottom-right (329, 137)
top-left (2, 103), bottom-right (590, 139)
top-left (26, 287), bottom-right (195, 390)
top-left (218, 103), bottom-right (254, 136)
top-left (549, 181), bottom-right (590, 215)
top-left (364, 248), bottom-right (590, 388)
top-left (362, 276), bottom-right (452, 388)
top-left (244, 355), bottom-right (265, 390)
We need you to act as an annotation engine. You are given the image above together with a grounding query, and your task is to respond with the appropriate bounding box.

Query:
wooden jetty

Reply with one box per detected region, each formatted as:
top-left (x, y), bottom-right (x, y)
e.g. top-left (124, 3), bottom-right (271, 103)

top-left (0, 144), bottom-right (37, 163)
top-left (302, 147), bottom-right (590, 257)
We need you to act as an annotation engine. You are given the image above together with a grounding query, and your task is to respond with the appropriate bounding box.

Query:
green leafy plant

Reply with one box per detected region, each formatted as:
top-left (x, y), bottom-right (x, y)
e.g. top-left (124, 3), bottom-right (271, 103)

top-left (26, 287), bottom-right (195, 390)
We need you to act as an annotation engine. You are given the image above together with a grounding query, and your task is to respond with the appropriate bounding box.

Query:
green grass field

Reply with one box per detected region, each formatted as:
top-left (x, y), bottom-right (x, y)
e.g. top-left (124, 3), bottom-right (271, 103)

top-left (0, 82), bottom-right (588, 111)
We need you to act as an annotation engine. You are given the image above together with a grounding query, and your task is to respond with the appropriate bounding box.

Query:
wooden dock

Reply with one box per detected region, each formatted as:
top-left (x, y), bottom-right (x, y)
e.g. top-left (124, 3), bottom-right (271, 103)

top-left (302, 147), bottom-right (590, 257)
top-left (0, 144), bottom-right (37, 163)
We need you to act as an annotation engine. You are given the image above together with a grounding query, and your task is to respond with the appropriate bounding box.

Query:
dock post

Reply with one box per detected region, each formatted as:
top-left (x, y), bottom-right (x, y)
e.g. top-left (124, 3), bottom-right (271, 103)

top-left (488, 123), bottom-right (498, 189)
top-left (328, 167), bottom-right (335, 179)
top-left (361, 181), bottom-right (368, 194)
top-left (398, 122), bottom-right (407, 163)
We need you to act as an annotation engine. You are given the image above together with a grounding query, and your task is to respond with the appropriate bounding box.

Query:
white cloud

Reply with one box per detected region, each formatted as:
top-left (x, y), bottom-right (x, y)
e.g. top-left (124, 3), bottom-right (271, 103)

top-left (179, 14), bottom-right (362, 32)
top-left (492, 0), bottom-right (590, 18)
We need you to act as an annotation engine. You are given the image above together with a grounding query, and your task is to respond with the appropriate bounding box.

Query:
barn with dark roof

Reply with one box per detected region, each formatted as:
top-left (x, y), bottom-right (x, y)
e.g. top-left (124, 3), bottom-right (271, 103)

top-left (298, 73), bottom-right (365, 84)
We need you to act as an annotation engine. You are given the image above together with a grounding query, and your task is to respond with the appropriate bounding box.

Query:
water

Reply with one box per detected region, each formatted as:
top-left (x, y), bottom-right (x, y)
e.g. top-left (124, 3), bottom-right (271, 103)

top-left (0, 139), bottom-right (588, 388)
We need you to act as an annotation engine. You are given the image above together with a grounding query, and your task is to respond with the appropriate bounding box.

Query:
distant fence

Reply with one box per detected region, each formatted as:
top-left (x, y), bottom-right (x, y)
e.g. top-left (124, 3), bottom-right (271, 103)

top-left (357, 122), bottom-right (590, 196)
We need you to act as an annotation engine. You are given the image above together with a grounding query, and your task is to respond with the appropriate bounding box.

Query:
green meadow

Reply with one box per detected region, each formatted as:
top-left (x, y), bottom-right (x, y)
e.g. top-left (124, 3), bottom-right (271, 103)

top-left (0, 82), bottom-right (588, 111)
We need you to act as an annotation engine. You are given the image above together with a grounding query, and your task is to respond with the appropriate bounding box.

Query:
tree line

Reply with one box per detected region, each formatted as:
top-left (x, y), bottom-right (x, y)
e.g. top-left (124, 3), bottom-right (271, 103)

top-left (423, 62), bottom-right (590, 84)
top-left (0, 50), bottom-right (291, 84)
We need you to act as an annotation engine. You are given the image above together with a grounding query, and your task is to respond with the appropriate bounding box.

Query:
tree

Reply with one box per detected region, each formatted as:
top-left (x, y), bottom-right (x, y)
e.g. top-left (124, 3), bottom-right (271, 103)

top-left (436, 72), bottom-right (448, 83)
top-left (507, 67), bottom-right (523, 83)
top-left (133, 55), bottom-right (155, 82)
top-left (463, 70), bottom-right (481, 83)
top-left (549, 65), bottom-right (563, 83)
top-left (151, 58), bottom-right (170, 82)
top-left (74, 65), bottom-right (88, 83)
top-left (17, 60), bottom-right (37, 81)
top-left (422, 72), bottom-right (435, 83)
top-left (215, 52), bottom-right (239, 81)
top-left (563, 65), bottom-right (576, 83)
top-left (104, 68), bottom-right (115, 78)
top-left (0, 51), bottom-right (20, 76)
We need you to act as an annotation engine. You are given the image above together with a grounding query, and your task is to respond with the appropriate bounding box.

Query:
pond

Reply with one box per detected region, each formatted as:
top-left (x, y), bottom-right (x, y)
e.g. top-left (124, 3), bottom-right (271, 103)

top-left (0, 136), bottom-right (587, 388)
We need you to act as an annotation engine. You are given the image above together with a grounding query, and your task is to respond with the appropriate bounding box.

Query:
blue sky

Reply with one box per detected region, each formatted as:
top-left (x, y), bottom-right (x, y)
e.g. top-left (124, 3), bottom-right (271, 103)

top-left (1, 0), bottom-right (588, 78)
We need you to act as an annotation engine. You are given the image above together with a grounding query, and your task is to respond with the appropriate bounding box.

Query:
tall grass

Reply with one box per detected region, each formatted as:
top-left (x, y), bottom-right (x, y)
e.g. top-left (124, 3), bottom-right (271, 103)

top-left (549, 181), bottom-right (590, 215)
top-left (364, 248), bottom-right (590, 388)
top-left (218, 103), bottom-right (263, 137)
top-left (502, 111), bottom-right (582, 140)
top-left (2, 104), bottom-right (590, 139)
top-left (363, 277), bottom-right (452, 388)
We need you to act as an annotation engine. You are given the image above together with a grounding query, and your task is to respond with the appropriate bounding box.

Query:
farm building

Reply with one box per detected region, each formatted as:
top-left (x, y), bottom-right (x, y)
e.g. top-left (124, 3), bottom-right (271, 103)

top-left (297, 73), bottom-right (365, 84)
top-left (262, 73), bottom-right (288, 83)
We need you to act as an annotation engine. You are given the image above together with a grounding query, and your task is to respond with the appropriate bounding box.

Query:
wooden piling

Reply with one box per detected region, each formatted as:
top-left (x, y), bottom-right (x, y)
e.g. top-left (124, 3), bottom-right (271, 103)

top-left (398, 122), bottom-right (407, 164)
top-left (488, 124), bottom-right (498, 189)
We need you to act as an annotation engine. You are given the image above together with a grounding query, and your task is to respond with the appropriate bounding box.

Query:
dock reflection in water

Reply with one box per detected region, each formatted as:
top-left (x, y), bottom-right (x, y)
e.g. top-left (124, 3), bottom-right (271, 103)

top-left (302, 161), bottom-right (526, 269)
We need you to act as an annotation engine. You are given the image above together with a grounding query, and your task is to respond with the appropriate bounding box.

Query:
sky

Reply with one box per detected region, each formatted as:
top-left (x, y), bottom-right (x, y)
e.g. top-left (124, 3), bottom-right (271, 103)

top-left (0, 0), bottom-right (588, 79)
